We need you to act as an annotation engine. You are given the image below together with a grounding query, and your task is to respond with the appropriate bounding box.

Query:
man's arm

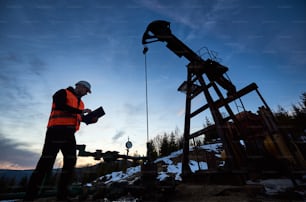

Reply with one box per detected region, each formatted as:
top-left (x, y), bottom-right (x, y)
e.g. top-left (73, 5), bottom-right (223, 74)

top-left (53, 89), bottom-right (83, 114)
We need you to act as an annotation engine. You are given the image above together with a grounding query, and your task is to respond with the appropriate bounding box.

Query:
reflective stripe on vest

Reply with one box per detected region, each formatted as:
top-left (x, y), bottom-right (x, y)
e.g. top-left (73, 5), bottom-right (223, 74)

top-left (47, 89), bottom-right (84, 131)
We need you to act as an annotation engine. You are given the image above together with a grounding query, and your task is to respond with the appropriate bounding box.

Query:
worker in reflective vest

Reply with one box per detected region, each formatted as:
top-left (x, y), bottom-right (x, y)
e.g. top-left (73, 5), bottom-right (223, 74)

top-left (25, 81), bottom-right (95, 201)
top-left (47, 88), bottom-right (85, 131)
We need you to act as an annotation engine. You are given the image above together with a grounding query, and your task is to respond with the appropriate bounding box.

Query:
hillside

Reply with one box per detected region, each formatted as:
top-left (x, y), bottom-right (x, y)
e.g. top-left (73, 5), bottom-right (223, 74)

top-left (77, 144), bottom-right (305, 201)
top-left (0, 169), bottom-right (32, 183)
top-left (1, 143), bottom-right (305, 201)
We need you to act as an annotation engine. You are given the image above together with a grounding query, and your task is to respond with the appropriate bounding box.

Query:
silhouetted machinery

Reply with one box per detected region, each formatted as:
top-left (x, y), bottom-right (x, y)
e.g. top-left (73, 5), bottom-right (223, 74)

top-left (76, 144), bottom-right (147, 162)
top-left (142, 20), bottom-right (306, 184)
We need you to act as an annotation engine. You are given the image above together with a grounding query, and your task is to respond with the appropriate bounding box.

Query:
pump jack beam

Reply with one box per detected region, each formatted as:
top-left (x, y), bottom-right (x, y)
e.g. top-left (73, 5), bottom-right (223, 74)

top-left (142, 20), bottom-right (236, 95)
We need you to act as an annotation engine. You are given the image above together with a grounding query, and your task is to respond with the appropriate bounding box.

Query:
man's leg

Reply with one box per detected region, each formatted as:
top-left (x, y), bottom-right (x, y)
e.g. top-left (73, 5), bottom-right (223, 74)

top-left (24, 129), bottom-right (59, 200)
top-left (57, 128), bottom-right (77, 200)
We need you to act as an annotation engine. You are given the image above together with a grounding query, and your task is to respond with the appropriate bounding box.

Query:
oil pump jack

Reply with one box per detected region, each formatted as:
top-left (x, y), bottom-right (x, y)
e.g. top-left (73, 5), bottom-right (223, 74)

top-left (142, 20), bottom-right (306, 183)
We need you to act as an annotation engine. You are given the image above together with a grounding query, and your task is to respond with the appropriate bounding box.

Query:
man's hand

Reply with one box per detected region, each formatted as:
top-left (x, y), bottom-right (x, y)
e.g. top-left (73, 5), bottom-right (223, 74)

top-left (82, 108), bottom-right (92, 114)
top-left (91, 117), bottom-right (98, 123)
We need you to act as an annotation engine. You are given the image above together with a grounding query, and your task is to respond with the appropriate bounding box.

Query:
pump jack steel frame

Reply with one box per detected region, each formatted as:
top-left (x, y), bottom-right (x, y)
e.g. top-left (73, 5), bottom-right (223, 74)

top-left (142, 20), bottom-right (305, 183)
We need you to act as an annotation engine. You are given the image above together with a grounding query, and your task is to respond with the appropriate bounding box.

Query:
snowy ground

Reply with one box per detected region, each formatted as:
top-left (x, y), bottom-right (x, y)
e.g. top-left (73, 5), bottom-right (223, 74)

top-left (1, 143), bottom-right (304, 201)
top-left (87, 143), bottom-right (305, 197)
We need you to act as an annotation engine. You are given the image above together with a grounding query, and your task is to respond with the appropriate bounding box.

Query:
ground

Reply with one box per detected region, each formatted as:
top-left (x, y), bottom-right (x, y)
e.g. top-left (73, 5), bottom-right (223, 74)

top-left (20, 183), bottom-right (304, 202)
top-left (167, 183), bottom-right (304, 202)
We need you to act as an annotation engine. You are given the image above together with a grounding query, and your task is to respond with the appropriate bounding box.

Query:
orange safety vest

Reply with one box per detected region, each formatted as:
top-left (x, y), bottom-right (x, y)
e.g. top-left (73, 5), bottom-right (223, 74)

top-left (47, 89), bottom-right (84, 131)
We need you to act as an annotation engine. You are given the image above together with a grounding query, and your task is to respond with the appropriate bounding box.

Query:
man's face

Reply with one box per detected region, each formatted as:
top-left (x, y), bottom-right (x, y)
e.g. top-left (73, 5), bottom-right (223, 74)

top-left (76, 85), bottom-right (90, 97)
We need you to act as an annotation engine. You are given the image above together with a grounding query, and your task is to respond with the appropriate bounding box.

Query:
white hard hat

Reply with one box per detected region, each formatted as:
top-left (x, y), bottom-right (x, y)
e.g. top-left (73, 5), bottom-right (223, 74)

top-left (76, 80), bottom-right (91, 93)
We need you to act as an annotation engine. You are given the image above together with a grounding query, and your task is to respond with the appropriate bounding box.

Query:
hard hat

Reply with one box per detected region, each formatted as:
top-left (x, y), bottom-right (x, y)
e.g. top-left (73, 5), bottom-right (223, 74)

top-left (76, 80), bottom-right (91, 93)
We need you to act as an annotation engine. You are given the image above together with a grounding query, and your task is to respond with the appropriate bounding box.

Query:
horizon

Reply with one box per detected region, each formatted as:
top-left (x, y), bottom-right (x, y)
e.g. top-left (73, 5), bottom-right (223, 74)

top-left (0, 0), bottom-right (305, 170)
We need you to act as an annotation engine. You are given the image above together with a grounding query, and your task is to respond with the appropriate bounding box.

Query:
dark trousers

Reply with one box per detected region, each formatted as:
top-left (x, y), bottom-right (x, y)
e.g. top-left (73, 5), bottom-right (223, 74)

top-left (24, 127), bottom-right (77, 200)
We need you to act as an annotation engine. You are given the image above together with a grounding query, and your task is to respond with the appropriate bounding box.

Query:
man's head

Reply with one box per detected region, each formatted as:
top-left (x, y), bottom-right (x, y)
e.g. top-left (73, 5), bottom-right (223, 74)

top-left (75, 80), bottom-right (91, 97)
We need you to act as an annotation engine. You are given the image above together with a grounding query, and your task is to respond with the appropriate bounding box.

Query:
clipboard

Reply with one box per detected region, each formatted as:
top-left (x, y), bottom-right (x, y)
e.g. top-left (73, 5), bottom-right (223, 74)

top-left (82, 106), bottom-right (105, 125)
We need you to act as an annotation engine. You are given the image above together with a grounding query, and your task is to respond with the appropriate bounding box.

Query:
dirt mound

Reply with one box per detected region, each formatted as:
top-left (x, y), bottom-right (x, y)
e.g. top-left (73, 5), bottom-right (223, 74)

top-left (167, 183), bottom-right (304, 202)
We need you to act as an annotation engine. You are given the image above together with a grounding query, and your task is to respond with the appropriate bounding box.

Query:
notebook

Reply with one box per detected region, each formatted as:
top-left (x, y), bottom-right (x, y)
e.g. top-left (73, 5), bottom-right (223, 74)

top-left (82, 106), bottom-right (105, 125)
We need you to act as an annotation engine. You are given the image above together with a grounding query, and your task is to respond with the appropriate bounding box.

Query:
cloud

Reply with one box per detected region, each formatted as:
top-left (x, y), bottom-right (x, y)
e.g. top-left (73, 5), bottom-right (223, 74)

top-left (0, 52), bottom-right (48, 117)
top-left (112, 130), bottom-right (125, 142)
top-left (0, 132), bottom-right (40, 170)
top-left (1, 52), bottom-right (23, 63)
top-left (29, 56), bottom-right (47, 76)
top-left (138, 0), bottom-right (238, 31)
top-left (123, 102), bottom-right (144, 115)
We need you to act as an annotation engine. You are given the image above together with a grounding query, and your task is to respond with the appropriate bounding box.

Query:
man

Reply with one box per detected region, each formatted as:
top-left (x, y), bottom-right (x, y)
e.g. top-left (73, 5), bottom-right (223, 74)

top-left (24, 81), bottom-right (95, 201)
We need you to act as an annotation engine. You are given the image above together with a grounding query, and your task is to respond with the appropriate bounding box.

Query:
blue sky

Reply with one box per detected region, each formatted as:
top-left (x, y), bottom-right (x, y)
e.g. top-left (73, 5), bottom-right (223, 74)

top-left (0, 0), bottom-right (305, 169)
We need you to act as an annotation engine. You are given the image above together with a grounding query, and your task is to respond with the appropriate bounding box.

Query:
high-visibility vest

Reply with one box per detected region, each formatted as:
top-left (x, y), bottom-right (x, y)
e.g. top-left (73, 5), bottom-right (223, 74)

top-left (47, 89), bottom-right (84, 131)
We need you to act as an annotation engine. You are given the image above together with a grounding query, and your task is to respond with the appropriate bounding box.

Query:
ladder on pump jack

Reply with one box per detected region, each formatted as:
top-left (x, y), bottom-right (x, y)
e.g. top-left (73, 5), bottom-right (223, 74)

top-left (176, 59), bottom-right (264, 180)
